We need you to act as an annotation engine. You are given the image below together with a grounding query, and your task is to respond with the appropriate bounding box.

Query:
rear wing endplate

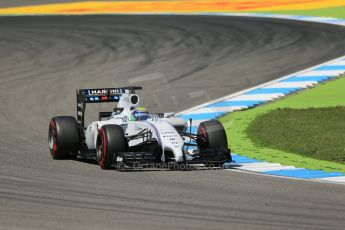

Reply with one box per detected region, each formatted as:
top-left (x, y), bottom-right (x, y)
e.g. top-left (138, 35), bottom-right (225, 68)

top-left (76, 86), bottom-right (142, 128)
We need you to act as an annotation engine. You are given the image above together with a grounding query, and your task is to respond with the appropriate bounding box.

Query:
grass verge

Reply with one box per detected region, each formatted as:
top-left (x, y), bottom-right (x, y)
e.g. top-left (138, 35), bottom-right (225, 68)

top-left (247, 107), bottom-right (345, 164)
top-left (257, 6), bottom-right (345, 19)
top-left (219, 76), bottom-right (345, 173)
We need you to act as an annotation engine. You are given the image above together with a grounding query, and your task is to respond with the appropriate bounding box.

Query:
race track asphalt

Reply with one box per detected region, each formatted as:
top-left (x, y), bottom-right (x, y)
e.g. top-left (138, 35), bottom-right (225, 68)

top-left (1, 15), bottom-right (345, 230)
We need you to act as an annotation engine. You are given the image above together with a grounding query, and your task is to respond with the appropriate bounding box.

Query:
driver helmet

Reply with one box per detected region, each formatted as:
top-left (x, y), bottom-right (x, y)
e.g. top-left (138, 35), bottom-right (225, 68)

top-left (131, 107), bottom-right (149, 121)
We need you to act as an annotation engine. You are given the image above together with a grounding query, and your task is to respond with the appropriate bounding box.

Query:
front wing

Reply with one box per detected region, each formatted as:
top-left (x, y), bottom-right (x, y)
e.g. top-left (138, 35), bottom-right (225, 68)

top-left (111, 147), bottom-right (231, 169)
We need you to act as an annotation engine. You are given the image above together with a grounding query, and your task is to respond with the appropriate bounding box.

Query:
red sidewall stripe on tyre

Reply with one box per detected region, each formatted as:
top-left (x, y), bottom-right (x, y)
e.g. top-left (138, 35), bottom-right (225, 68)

top-left (99, 128), bottom-right (107, 168)
top-left (198, 126), bottom-right (207, 139)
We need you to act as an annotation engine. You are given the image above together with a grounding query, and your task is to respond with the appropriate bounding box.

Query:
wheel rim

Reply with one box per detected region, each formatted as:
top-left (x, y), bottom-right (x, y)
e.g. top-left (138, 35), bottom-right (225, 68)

top-left (48, 129), bottom-right (54, 150)
top-left (197, 125), bottom-right (208, 148)
top-left (48, 121), bottom-right (57, 155)
top-left (97, 135), bottom-right (104, 162)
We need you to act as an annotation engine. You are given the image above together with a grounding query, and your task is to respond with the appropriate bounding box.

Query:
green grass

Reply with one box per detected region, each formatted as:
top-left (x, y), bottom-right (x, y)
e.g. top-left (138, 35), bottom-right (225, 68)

top-left (219, 76), bottom-right (345, 173)
top-left (247, 107), bottom-right (345, 164)
top-left (257, 6), bottom-right (345, 19)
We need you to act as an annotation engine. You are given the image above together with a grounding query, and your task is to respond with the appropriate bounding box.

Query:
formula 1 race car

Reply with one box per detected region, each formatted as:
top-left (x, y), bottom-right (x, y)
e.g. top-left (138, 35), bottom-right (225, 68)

top-left (48, 86), bottom-right (231, 170)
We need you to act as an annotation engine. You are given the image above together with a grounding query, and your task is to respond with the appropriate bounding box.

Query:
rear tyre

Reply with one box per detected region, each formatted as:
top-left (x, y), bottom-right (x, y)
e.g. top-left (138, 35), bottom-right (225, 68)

top-left (48, 116), bottom-right (80, 159)
top-left (197, 120), bottom-right (228, 149)
top-left (96, 125), bottom-right (127, 170)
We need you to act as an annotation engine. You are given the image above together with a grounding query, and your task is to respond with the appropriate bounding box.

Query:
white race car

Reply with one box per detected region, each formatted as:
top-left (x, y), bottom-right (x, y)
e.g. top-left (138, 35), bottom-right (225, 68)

top-left (48, 87), bottom-right (231, 169)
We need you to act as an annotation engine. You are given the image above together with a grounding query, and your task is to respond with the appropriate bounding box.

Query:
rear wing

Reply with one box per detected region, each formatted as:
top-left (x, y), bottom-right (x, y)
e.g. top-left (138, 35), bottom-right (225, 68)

top-left (76, 86), bottom-right (142, 128)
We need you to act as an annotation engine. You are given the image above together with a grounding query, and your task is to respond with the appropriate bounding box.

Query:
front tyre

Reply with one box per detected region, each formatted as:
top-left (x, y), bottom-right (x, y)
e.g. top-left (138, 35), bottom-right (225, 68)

top-left (48, 116), bottom-right (80, 159)
top-left (196, 120), bottom-right (231, 166)
top-left (96, 125), bottom-right (127, 169)
top-left (197, 120), bottom-right (228, 149)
